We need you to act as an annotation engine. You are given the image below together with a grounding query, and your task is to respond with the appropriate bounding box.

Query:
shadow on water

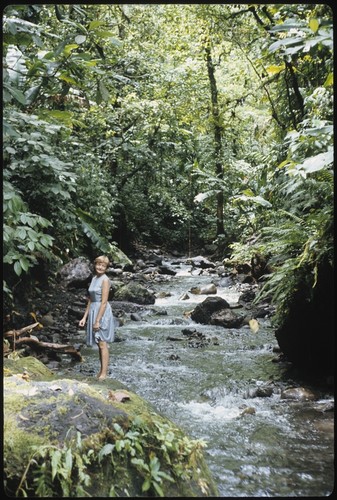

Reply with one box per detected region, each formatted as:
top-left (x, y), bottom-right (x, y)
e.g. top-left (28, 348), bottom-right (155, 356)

top-left (72, 262), bottom-right (334, 497)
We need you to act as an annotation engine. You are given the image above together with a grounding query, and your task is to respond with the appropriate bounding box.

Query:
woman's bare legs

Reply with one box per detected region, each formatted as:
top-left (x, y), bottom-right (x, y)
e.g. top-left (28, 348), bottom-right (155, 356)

top-left (97, 341), bottom-right (109, 380)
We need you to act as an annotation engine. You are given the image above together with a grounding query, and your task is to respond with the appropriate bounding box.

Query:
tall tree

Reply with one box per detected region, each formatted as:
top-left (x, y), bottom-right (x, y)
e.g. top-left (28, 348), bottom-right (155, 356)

top-left (203, 35), bottom-right (225, 237)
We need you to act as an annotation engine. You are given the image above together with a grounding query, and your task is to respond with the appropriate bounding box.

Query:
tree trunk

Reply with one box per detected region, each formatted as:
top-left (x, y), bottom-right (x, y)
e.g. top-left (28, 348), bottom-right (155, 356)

top-left (204, 42), bottom-right (225, 236)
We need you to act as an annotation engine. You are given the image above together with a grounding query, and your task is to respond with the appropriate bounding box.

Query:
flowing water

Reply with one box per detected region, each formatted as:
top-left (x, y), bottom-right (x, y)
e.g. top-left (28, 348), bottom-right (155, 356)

top-left (73, 260), bottom-right (334, 497)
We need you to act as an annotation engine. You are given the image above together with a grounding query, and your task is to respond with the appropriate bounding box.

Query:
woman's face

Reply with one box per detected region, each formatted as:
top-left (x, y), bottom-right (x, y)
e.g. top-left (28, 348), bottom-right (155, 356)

top-left (95, 261), bottom-right (108, 275)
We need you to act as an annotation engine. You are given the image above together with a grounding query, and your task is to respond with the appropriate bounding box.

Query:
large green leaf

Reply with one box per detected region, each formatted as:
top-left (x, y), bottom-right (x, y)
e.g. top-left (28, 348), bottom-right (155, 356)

top-left (232, 194), bottom-right (272, 208)
top-left (268, 37), bottom-right (304, 53)
top-left (24, 85), bottom-right (41, 105)
top-left (3, 83), bottom-right (26, 105)
top-left (296, 149), bottom-right (333, 174)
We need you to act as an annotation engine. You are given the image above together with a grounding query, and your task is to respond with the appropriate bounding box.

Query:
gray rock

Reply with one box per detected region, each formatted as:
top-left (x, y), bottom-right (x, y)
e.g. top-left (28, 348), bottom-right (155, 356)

top-left (190, 296), bottom-right (231, 324)
top-left (58, 257), bottom-right (92, 288)
top-left (210, 308), bottom-right (244, 328)
top-left (280, 387), bottom-right (317, 401)
top-left (114, 283), bottom-right (156, 305)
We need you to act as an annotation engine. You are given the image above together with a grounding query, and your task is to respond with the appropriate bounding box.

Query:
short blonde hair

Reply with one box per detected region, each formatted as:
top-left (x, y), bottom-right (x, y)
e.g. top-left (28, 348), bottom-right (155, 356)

top-left (94, 255), bottom-right (110, 268)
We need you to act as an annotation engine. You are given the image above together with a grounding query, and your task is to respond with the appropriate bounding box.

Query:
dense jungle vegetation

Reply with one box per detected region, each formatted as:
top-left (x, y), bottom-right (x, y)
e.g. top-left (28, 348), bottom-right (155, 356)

top-left (3, 4), bottom-right (334, 373)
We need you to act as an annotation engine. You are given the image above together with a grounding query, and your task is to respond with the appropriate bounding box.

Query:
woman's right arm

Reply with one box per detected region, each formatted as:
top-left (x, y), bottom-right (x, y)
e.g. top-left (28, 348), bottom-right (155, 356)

top-left (79, 299), bottom-right (91, 327)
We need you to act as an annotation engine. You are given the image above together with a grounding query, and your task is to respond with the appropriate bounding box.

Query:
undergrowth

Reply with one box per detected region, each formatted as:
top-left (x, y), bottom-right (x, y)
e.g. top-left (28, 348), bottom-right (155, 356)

top-left (10, 414), bottom-right (207, 497)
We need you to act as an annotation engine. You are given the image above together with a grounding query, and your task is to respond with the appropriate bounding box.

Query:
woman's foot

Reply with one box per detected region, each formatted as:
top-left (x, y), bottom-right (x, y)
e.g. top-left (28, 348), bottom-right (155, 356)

top-left (98, 374), bottom-right (107, 381)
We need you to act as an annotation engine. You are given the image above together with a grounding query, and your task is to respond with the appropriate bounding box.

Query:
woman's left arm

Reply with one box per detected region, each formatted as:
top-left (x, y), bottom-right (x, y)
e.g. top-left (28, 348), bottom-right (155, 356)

top-left (93, 279), bottom-right (110, 329)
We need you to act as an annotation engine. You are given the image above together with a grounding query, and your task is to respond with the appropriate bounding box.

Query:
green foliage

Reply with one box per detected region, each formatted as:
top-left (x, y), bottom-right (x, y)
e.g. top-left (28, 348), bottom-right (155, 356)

top-left (3, 179), bottom-right (54, 292)
top-left (15, 416), bottom-right (207, 498)
top-left (75, 161), bottom-right (117, 238)
top-left (98, 416), bottom-right (207, 497)
top-left (230, 135), bottom-right (333, 327)
top-left (268, 12), bottom-right (333, 58)
top-left (75, 208), bottom-right (111, 254)
top-left (17, 431), bottom-right (92, 497)
top-left (3, 110), bottom-right (74, 198)
top-left (226, 5), bottom-right (333, 337)
top-left (4, 110), bottom-right (77, 212)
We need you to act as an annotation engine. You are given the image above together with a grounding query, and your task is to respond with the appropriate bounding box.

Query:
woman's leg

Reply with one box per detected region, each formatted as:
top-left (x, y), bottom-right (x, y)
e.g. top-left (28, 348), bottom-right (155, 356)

top-left (98, 341), bottom-right (109, 380)
top-left (97, 346), bottom-right (102, 378)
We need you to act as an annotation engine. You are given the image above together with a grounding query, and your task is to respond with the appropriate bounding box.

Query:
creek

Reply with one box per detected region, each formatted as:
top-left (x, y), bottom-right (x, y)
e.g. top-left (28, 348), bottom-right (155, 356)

top-left (71, 259), bottom-right (334, 497)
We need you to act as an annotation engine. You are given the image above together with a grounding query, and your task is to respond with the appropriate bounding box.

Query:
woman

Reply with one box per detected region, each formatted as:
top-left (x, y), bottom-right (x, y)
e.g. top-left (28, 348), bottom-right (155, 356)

top-left (79, 255), bottom-right (115, 380)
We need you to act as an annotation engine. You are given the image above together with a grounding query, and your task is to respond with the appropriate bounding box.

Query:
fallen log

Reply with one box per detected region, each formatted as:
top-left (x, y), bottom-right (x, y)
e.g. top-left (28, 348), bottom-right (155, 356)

top-left (4, 323), bottom-right (82, 362)
top-left (13, 336), bottom-right (82, 361)
top-left (4, 322), bottom-right (40, 339)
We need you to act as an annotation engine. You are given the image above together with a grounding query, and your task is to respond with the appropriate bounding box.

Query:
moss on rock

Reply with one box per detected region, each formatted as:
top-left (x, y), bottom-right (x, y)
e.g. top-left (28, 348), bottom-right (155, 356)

top-left (3, 357), bottom-right (218, 497)
top-left (4, 355), bottom-right (55, 379)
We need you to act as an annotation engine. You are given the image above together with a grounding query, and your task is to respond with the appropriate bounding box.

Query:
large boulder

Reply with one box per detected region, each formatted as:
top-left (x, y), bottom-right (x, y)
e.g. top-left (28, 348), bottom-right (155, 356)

top-left (57, 257), bottom-right (92, 288)
top-left (4, 357), bottom-right (218, 498)
top-left (190, 296), bottom-right (230, 324)
top-left (113, 282), bottom-right (156, 305)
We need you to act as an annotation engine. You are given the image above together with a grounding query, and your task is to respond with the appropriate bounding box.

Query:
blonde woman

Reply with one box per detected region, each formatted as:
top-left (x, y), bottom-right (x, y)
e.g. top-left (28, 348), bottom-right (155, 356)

top-left (79, 255), bottom-right (115, 380)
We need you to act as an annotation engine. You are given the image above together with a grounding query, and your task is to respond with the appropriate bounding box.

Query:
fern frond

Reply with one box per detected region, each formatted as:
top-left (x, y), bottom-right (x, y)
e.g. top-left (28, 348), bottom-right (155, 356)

top-left (75, 208), bottom-right (111, 253)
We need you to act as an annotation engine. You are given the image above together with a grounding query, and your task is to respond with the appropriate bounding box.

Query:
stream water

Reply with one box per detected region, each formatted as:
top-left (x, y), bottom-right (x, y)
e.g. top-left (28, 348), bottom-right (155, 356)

top-left (73, 260), bottom-right (334, 497)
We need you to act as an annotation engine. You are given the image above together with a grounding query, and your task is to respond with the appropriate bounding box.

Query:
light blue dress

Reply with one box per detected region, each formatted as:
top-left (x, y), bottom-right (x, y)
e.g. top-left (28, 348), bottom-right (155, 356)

top-left (86, 274), bottom-right (115, 346)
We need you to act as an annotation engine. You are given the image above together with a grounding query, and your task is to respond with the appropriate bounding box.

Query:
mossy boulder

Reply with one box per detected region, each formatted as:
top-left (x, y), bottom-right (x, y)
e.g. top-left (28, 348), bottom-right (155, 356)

top-left (113, 282), bottom-right (156, 305)
top-left (3, 357), bottom-right (218, 497)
